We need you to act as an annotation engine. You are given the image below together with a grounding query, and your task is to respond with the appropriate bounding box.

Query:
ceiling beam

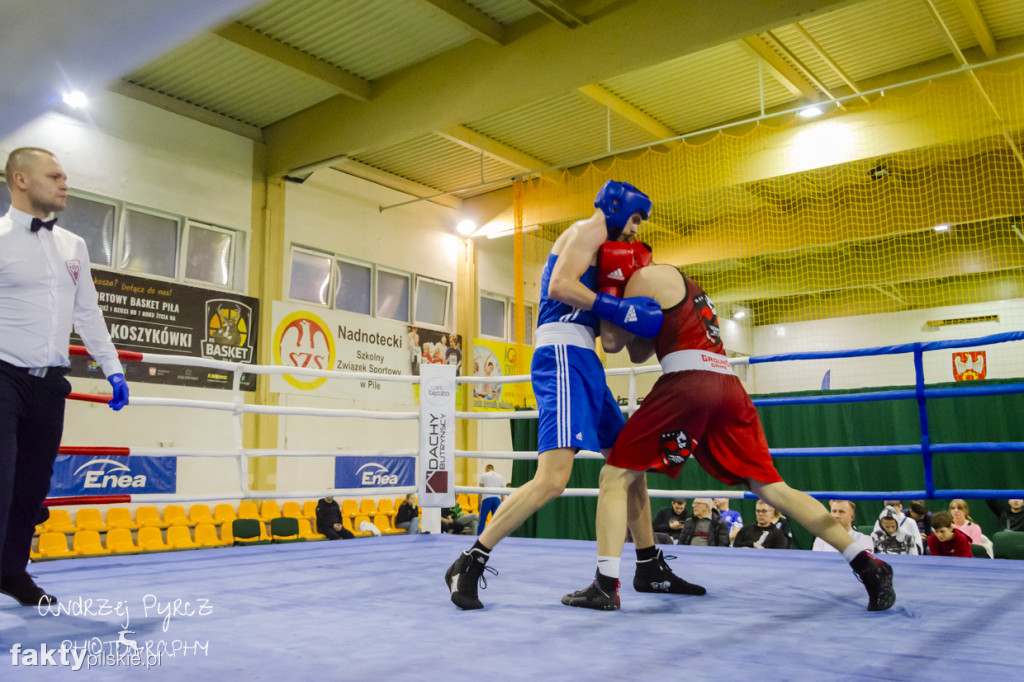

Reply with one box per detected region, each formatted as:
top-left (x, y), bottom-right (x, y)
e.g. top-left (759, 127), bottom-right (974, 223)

top-left (577, 84), bottom-right (679, 144)
top-left (740, 34), bottom-right (821, 100)
top-left (793, 22), bottom-right (870, 104)
top-left (421, 0), bottom-right (505, 46)
top-left (264, 0), bottom-right (852, 176)
top-left (329, 159), bottom-right (463, 210)
top-left (524, 0), bottom-right (585, 29)
top-left (109, 80), bottom-right (263, 141)
top-left (213, 22), bottom-right (372, 102)
top-left (952, 0), bottom-right (997, 60)
top-left (436, 125), bottom-right (548, 172)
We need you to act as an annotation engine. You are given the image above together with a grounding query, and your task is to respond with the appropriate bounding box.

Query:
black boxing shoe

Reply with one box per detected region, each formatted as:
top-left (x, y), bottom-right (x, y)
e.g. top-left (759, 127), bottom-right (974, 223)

top-left (634, 548), bottom-right (707, 596)
top-left (445, 548), bottom-right (495, 610)
top-left (0, 573), bottom-right (56, 607)
top-left (562, 571), bottom-right (620, 611)
top-left (851, 550), bottom-right (895, 612)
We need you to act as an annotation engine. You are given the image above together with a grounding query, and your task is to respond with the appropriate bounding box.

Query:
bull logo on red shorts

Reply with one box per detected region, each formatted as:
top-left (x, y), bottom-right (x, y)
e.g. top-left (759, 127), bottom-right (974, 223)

top-left (659, 430), bottom-right (695, 469)
top-left (693, 294), bottom-right (720, 344)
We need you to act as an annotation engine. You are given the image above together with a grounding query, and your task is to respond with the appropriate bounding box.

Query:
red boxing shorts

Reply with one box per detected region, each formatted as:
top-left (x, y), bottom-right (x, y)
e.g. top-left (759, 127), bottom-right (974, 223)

top-left (608, 370), bottom-right (782, 487)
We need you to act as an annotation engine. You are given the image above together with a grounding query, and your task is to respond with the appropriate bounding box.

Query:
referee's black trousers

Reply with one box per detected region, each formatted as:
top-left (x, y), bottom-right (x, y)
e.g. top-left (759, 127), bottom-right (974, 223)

top-left (0, 363), bottom-right (70, 578)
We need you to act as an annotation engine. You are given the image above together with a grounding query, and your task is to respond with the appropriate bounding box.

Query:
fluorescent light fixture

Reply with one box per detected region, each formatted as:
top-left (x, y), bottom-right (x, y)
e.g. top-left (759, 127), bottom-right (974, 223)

top-left (733, 309), bottom-right (747, 320)
top-left (798, 106), bottom-right (823, 119)
top-left (62, 91), bottom-right (88, 109)
top-left (933, 224), bottom-right (950, 232)
top-left (456, 219), bottom-right (477, 236)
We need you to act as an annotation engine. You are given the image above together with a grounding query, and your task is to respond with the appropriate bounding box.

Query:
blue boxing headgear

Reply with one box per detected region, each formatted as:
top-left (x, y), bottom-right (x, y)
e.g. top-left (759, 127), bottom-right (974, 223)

top-left (594, 180), bottom-right (652, 240)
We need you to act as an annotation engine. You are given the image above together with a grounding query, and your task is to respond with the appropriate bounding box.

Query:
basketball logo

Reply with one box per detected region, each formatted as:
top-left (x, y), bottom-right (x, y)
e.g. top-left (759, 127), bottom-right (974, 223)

top-left (203, 299), bottom-right (254, 362)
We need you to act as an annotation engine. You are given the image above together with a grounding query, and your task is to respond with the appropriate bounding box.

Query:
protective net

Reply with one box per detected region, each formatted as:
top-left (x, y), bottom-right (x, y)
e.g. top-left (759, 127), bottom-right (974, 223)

top-left (514, 59), bottom-right (1024, 393)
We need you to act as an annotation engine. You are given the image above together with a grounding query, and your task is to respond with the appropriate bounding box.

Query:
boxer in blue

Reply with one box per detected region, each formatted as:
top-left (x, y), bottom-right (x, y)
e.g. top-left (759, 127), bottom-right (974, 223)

top-left (446, 181), bottom-right (698, 610)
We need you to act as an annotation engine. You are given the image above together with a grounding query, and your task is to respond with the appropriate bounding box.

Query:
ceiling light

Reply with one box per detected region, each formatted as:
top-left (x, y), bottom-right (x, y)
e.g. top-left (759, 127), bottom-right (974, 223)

top-left (798, 106), bottom-right (823, 119)
top-left (456, 219), bottom-right (477, 236)
top-left (933, 224), bottom-right (950, 233)
top-left (62, 91), bottom-right (88, 109)
top-left (733, 309), bottom-right (747, 320)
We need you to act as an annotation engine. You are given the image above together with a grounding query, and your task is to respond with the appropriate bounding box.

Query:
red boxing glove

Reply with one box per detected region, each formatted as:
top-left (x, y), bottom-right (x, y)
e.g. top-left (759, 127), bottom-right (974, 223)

top-left (597, 241), bottom-right (653, 297)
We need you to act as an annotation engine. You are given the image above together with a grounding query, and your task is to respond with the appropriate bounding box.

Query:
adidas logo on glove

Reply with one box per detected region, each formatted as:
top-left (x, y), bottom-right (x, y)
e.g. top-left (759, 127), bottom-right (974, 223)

top-left (624, 306), bottom-right (638, 323)
top-left (606, 268), bottom-right (625, 281)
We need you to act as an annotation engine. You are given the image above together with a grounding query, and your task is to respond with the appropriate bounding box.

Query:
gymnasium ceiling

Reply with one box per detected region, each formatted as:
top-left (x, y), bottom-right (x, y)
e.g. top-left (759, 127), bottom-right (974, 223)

top-left (109, 0), bottom-right (1024, 224)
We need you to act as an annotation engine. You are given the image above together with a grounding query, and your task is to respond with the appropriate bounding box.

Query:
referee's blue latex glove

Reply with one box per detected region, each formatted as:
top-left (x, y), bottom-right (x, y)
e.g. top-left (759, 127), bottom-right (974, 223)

top-left (107, 373), bottom-right (129, 411)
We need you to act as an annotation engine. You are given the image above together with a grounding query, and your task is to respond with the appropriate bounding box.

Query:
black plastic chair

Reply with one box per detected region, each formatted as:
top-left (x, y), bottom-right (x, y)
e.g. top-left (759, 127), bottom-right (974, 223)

top-left (270, 517), bottom-right (302, 543)
top-left (993, 530), bottom-right (1024, 560)
top-left (970, 543), bottom-right (991, 558)
top-left (231, 518), bottom-right (268, 546)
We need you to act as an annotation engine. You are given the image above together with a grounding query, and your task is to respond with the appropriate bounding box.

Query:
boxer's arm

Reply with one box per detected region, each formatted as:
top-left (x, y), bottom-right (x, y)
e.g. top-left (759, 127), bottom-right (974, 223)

top-left (601, 268), bottom-right (657, 361)
top-left (548, 211), bottom-right (607, 309)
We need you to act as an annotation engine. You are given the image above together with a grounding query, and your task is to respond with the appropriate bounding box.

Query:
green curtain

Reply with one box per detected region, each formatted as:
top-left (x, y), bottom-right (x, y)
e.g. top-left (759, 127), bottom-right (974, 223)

top-left (511, 378), bottom-right (1024, 549)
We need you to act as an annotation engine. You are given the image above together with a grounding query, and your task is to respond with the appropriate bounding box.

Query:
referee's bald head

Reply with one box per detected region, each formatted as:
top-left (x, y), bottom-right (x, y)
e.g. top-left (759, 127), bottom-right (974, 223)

top-left (4, 147), bottom-right (56, 190)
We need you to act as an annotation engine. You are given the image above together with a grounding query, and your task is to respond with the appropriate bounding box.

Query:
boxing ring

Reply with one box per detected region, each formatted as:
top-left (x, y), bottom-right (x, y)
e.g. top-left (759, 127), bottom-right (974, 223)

top-left (3, 332), bottom-right (1023, 679)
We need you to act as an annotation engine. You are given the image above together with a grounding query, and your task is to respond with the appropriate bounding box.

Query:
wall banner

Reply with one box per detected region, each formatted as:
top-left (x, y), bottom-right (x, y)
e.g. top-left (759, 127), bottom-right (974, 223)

top-left (271, 301), bottom-right (438, 404)
top-left (71, 270), bottom-right (260, 390)
top-left (471, 338), bottom-right (536, 411)
top-left (334, 456), bottom-right (415, 490)
top-left (49, 455), bottom-right (177, 496)
top-left (417, 364), bottom-right (456, 508)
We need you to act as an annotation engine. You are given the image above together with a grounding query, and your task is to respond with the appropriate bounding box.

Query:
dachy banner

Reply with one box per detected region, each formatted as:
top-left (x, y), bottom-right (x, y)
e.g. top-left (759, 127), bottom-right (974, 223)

top-left (334, 456), bottom-right (415, 490)
top-left (71, 271), bottom-right (260, 390)
top-left (49, 455), bottom-right (177, 496)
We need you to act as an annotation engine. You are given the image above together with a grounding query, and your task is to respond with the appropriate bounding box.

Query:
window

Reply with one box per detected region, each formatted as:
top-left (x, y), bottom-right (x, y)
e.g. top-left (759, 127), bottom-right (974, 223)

top-left (289, 249), bottom-right (333, 306)
top-left (334, 259), bottom-right (372, 315)
top-left (480, 293), bottom-right (507, 339)
top-left (377, 269), bottom-right (410, 322)
top-left (0, 182), bottom-right (9, 215)
top-left (121, 208), bottom-right (180, 278)
top-left (414, 276), bottom-right (451, 328)
top-left (62, 195), bottom-right (117, 267)
top-left (185, 222), bottom-right (235, 287)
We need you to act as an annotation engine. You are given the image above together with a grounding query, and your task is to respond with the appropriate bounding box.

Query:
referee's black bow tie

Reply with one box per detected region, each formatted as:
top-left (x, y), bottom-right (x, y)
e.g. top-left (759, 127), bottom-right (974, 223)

top-left (30, 217), bottom-right (56, 232)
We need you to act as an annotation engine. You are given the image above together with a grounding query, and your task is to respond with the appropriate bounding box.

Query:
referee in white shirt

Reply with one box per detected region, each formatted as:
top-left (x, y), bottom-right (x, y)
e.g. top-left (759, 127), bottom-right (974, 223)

top-left (0, 147), bottom-right (128, 606)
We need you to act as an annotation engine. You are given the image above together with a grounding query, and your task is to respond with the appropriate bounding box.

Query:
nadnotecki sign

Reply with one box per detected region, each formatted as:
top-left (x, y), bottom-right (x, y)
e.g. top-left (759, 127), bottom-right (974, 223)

top-left (70, 271), bottom-right (260, 390)
top-left (49, 455), bottom-right (177, 496)
top-left (334, 457), bottom-right (415, 489)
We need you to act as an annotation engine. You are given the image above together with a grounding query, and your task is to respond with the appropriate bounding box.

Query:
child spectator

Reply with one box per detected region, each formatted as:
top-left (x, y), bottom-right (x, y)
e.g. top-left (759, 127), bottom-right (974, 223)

top-left (907, 500), bottom-right (933, 551)
top-left (927, 511), bottom-right (972, 558)
top-left (948, 499), bottom-right (983, 544)
top-left (871, 506), bottom-right (920, 555)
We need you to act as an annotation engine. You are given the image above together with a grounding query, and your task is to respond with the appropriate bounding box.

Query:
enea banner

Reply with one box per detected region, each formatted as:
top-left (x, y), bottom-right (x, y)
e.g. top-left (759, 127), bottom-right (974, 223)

top-left (334, 456), bottom-right (415, 490)
top-left (471, 338), bottom-right (536, 411)
top-left (70, 270), bottom-right (259, 391)
top-left (49, 455), bottom-right (177, 496)
top-left (270, 301), bottom-right (418, 403)
top-left (418, 364), bottom-right (455, 508)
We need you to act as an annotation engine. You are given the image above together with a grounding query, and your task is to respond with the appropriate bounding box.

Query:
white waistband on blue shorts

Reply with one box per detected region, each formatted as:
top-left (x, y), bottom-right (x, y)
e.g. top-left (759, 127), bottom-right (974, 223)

top-left (535, 322), bottom-right (597, 350)
top-left (660, 349), bottom-right (735, 375)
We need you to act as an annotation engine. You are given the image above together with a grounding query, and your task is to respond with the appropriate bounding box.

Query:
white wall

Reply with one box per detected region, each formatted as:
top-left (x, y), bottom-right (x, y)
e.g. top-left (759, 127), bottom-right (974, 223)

top-left (2, 91), bottom-right (255, 503)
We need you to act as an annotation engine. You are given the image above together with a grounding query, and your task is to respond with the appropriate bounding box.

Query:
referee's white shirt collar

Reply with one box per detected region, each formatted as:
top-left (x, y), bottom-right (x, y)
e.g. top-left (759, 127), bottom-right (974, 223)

top-left (5, 206), bottom-right (54, 231)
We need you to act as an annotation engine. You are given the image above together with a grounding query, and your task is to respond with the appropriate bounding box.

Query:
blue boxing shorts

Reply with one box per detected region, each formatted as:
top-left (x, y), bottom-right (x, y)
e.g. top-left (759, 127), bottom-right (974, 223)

top-left (531, 344), bottom-right (625, 454)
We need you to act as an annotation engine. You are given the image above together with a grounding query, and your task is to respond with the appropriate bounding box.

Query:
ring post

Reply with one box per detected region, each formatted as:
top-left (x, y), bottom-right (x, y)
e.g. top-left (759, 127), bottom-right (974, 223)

top-left (418, 364), bottom-right (457, 533)
top-left (913, 344), bottom-right (935, 498)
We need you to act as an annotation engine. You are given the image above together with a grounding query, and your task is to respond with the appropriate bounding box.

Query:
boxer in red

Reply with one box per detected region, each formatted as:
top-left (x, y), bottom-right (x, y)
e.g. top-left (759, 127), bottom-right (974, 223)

top-left (562, 252), bottom-right (896, 612)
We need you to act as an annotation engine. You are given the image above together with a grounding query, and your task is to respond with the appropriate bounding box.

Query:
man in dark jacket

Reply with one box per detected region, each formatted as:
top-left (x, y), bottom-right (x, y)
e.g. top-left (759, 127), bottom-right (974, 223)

top-left (986, 498), bottom-right (1024, 531)
top-left (316, 497), bottom-right (354, 540)
top-left (653, 498), bottom-right (689, 543)
top-left (678, 498), bottom-right (730, 547)
top-left (733, 501), bottom-right (788, 549)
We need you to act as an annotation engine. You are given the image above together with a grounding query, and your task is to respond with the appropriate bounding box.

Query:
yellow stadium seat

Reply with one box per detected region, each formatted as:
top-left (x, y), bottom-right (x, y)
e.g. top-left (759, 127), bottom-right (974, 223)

top-left (457, 493), bottom-right (470, 512)
top-left (213, 503), bottom-right (237, 525)
top-left (37, 532), bottom-right (75, 558)
top-left (40, 509), bottom-right (75, 533)
top-left (73, 530), bottom-right (109, 555)
top-left (237, 501), bottom-right (259, 520)
top-left (162, 505), bottom-right (190, 527)
top-left (296, 518), bottom-right (323, 540)
top-left (137, 527), bottom-right (170, 551)
top-left (193, 524), bottom-right (225, 548)
top-left (106, 507), bottom-right (138, 530)
top-left (341, 499), bottom-right (359, 523)
top-left (359, 499), bottom-right (378, 518)
top-left (302, 500), bottom-right (317, 522)
top-left (135, 506), bottom-right (166, 528)
top-left (377, 498), bottom-right (396, 523)
top-left (281, 501), bottom-right (302, 519)
top-left (166, 526), bottom-right (197, 549)
top-left (105, 529), bottom-right (139, 553)
top-left (352, 515), bottom-right (373, 537)
top-left (342, 516), bottom-right (357, 537)
top-left (74, 508), bottom-right (107, 532)
top-left (189, 504), bottom-right (214, 525)
top-left (259, 501), bottom-right (282, 522)
top-left (373, 515), bottom-right (403, 535)
top-left (219, 522), bottom-right (234, 545)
